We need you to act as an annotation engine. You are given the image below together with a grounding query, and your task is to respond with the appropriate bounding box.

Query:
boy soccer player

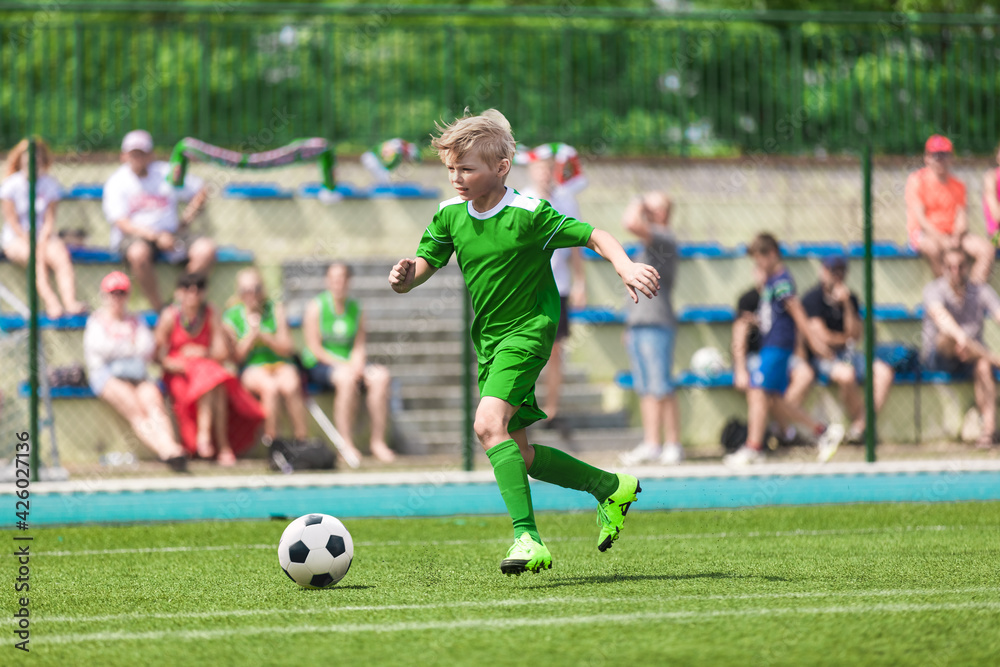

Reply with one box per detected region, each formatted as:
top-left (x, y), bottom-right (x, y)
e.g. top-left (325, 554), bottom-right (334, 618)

top-left (389, 110), bottom-right (660, 575)
top-left (724, 233), bottom-right (846, 466)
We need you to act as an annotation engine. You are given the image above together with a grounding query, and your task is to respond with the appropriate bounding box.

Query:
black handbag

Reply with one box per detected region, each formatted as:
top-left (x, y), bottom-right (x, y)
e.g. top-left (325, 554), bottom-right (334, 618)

top-left (720, 418), bottom-right (748, 453)
top-left (269, 437), bottom-right (336, 473)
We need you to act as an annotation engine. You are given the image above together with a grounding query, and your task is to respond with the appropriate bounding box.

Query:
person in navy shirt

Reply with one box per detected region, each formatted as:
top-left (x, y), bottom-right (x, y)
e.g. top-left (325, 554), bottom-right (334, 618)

top-left (725, 233), bottom-right (846, 466)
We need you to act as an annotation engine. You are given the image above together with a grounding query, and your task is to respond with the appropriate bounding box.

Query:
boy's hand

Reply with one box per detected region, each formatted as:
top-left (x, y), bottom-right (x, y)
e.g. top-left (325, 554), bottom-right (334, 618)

top-left (734, 366), bottom-right (750, 391)
top-left (389, 258), bottom-right (417, 293)
top-left (620, 261), bottom-right (660, 303)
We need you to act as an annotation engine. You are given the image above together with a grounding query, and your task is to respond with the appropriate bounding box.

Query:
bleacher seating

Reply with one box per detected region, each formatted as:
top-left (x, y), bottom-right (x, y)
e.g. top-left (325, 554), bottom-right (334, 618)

top-left (58, 182), bottom-right (442, 202)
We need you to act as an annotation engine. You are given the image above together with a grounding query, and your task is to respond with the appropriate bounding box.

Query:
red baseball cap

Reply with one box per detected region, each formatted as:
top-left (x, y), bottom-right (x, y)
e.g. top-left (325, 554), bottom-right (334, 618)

top-left (101, 271), bottom-right (131, 293)
top-left (925, 135), bottom-right (953, 153)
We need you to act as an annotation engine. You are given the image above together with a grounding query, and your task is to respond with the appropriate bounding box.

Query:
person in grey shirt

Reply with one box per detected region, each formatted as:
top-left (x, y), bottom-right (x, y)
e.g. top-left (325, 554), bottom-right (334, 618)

top-left (618, 192), bottom-right (682, 465)
top-left (922, 247), bottom-right (1000, 448)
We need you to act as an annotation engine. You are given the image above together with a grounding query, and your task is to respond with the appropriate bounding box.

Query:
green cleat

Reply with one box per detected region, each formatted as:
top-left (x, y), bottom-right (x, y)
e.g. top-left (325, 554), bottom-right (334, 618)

top-left (597, 473), bottom-right (641, 552)
top-left (500, 533), bottom-right (553, 576)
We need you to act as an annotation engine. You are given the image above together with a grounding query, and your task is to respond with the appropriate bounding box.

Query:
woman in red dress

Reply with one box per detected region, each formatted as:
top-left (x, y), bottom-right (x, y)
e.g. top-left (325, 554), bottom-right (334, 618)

top-left (155, 272), bottom-right (264, 465)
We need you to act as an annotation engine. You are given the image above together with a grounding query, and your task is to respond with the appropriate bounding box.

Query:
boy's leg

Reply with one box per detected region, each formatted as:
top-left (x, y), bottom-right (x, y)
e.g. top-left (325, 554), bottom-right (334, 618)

top-left (524, 436), bottom-right (619, 503)
top-left (478, 397), bottom-right (550, 574)
top-left (478, 397), bottom-right (541, 543)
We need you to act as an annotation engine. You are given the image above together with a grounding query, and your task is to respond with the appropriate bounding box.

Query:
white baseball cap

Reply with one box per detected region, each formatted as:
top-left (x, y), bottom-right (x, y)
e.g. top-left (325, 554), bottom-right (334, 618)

top-left (121, 130), bottom-right (154, 154)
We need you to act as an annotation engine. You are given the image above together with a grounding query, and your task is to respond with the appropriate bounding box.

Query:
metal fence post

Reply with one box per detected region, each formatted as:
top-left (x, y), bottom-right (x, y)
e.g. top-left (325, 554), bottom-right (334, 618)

top-left (27, 137), bottom-right (40, 481)
top-left (862, 143), bottom-right (876, 462)
top-left (462, 290), bottom-right (474, 471)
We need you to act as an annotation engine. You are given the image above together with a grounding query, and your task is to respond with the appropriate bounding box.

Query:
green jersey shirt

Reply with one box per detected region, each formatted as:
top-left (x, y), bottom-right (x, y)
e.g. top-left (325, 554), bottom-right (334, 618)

top-left (222, 300), bottom-right (290, 367)
top-left (416, 187), bottom-right (594, 361)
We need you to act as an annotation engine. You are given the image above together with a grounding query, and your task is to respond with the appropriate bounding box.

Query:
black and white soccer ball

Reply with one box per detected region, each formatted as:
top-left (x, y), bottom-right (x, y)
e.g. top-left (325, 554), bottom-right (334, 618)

top-left (278, 513), bottom-right (354, 589)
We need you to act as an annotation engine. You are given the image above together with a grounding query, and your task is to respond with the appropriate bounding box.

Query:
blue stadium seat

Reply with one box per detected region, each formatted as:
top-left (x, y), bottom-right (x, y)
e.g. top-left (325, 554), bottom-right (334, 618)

top-left (674, 370), bottom-right (736, 388)
top-left (678, 305), bottom-right (735, 323)
top-left (847, 240), bottom-right (918, 259)
top-left (869, 304), bottom-right (914, 321)
top-left (297, 182), bottom-right (440, 200)
top-left (780, 241), bottom-right (847, 259)
top-left (568, 307), bottom-right (623, 324)
top-left (677, 242), bottom-right (747, 259)
top-left (368, 183), bottom-right (441, 199)
top-left (18, 379), bottom-right (327, 400)
top-left (222, 183), bottom-right (294, 199)
top-left (59, 245), bottom-right (252, 264)
top-left (215, 246), bottom-right (255, 262)
top-left (18, 384), bottom-right (95, 399)
top-left (298, 182), bottom-right (365, 199)
top-left (68, 247), bottom-right (121, 263)
top-left (0, 310), bottom-right (157, 332)
top-left (63, 184), bottom-right (104, 200)
top-left (583, 242), bottom-right (641, 261)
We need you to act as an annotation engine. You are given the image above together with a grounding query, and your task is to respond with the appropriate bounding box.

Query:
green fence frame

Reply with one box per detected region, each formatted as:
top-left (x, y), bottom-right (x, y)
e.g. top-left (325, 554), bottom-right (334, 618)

top-left (1, 3), bottom-right (999, 156)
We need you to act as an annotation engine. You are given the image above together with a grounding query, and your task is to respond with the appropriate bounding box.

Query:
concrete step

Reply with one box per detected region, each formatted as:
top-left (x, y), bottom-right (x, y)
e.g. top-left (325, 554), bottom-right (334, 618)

top-left (365, 340), bottom-right (463, 365)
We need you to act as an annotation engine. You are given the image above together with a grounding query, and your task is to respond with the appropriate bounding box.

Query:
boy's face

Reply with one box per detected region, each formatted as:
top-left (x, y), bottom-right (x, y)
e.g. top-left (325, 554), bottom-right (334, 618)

top-left (444, 150), bottom-right (508, 202)
top-left (752, 249), bottom-right (779, 275)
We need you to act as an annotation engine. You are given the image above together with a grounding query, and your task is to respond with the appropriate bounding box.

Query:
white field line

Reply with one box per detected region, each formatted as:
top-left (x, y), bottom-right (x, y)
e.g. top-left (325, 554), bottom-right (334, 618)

top-left (30, 523), bottom-right (985, 558)
top-left (37, 600), bottom-right (1000, 646)
top-left (22, 586), bottom-right (1000, 627)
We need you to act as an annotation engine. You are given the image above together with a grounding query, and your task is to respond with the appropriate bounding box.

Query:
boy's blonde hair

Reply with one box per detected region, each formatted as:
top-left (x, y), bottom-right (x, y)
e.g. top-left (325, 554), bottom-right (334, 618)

top-left (431, 109), bottom-right (516, 174)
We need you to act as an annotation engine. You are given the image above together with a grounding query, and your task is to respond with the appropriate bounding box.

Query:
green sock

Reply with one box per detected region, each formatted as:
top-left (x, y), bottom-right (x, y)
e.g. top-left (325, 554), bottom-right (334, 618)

top-left (527, 444), bottom-right (620, 503)
top-left (485, 440), bottom-right (541, 543)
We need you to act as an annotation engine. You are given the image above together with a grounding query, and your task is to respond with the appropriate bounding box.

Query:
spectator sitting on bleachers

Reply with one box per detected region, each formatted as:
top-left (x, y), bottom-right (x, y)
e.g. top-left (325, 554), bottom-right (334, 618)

top-left (922, 247), bottom-right (1000, 449)
top-left (83, 271), bottom-right (187, 472)
top-left (982, 140), bottom-right (1000, 245)
top-left (302, 262), bottom-right (395, 463)
top-left (732, 265), bottom-right (813, 443)
top-left (724, 233), bottom-right (845, 466)
top-left (617, 192), bottom-right (683, 466)
top-left (222, 268), bottom-right (309, 446)
top-left (1, 138), bottom-right (87, 318)
top-left (155, 272), bottom-right (265, 466)
top-left (801, 255), bottom-right (895, 443)
top-left (905, 134), bottom-right (993, 284)
top-left (102, 130), bottom-right (215, 311)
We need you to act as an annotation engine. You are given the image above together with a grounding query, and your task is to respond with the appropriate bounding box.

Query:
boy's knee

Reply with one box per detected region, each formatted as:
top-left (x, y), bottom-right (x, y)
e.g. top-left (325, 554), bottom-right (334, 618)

top-left (831, 364), bottom-right (856, 385)
top-left (473, 412), bottom-right (506, 443)
top-left (366, 365), bottom-right (391, 390)
top-left (126, 242), bottom-right (152, 267)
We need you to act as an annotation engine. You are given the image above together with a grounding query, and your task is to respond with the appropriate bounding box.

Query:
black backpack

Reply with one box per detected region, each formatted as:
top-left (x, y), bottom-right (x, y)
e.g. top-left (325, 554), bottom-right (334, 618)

top-left (269, 437), bottom-right (336, 473)
top-left (720, 418), bottom-right (748, 453)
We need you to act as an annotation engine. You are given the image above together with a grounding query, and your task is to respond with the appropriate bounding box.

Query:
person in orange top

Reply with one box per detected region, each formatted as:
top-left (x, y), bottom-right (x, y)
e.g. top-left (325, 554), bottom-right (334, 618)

top-left (905, 135), bottom-right (994, 284)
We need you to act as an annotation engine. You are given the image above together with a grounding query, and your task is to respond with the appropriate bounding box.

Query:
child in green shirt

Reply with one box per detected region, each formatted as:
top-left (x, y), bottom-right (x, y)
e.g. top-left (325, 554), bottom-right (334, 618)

top-left (389, 109), bottom-right (661, 575)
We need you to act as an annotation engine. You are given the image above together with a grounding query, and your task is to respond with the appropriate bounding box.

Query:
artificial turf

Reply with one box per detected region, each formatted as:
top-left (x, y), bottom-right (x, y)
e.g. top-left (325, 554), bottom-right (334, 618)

top-left (4, 502), bottom-right (999, 666)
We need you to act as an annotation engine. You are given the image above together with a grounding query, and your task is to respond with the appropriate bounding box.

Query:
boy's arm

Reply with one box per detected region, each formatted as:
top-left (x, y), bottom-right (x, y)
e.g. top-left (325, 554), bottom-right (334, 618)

top-left (787, 296), bottom-right (833, 359)
top-left (350, 312), bottom-right (368, 372)
top-left (586, 229), bottom-right (659, 303)
top-left (621, 198), bottom-right (651, 243)
top-left (389, 257), bottom-right (438, 294)
top-left (731, 315), bottom-right (751, 390)
top-left (303, 300), bottom-right (338, 367)
top-left (905, 172), bottom-right (935, 235)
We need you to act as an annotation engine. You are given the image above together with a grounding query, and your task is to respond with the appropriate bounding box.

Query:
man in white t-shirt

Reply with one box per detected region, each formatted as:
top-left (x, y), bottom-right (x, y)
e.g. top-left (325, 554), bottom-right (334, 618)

top-left (520, 145), bottom-right (587, 436)
top-left (102, 130), bottom-right (213, 311)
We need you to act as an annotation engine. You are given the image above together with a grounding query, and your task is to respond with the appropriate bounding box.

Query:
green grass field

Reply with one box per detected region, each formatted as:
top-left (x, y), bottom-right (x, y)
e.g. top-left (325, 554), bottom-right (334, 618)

top-left (4, 502), bottom-right (1000, 666)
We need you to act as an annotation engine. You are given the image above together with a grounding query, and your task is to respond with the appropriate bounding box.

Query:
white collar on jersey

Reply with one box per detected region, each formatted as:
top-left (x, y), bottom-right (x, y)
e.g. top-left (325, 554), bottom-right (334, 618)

top-left (467, 186), bottom-right (517, 220)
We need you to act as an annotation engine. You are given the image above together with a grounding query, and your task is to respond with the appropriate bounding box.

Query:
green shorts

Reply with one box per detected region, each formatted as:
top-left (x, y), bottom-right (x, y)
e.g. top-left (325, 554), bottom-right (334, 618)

top-left (478, 347), bottom-right (548, 433)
